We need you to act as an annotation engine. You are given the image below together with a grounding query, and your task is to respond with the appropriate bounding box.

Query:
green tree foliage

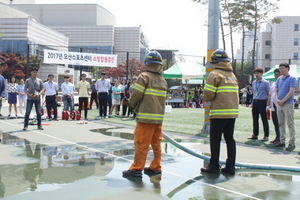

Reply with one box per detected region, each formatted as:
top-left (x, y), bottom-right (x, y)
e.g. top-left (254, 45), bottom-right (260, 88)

top-left (29, 55), bottom-right (43, 70)
top-left (246, 0), bottom-right (280, 79)
top-left (162, 59), bottom-right (168, 71)
top-left (235, 61), bottom-right (253, 87)
top-left (89, 66), bottom-right (103, 80)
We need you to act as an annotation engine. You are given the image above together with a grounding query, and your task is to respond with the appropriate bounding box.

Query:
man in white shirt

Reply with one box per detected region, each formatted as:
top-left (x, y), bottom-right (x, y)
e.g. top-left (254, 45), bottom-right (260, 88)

top-left (61, 76), bottom-right (74, 112)
top-left (95, 72), bottom-right (111, 119)
top-left (77, 73), bottom-right (90, 120)
top-left (44, 74), bottom-right (59, 121)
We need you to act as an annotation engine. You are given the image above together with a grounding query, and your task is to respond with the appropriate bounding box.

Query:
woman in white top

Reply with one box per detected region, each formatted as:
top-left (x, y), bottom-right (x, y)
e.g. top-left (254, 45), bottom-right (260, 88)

top-left (16, 79), bottom-right (27, 117)
top-left (7, 76), bottom-right (18, 117)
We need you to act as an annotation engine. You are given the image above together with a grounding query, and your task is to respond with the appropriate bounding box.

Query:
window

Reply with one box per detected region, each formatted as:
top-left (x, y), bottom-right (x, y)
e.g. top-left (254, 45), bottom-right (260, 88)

top-left (265, 40), bottom-right (271, 46)
top-left (294, 53), bottom-right (299, 60)
top-left (265, 54), bottom-right (271, 59)
top-left (294, 38), bottom-right (299, 45)
top-left (295, 24), bottom-right (299, 31)
top-left (265, 67), bottom-right (271, 72)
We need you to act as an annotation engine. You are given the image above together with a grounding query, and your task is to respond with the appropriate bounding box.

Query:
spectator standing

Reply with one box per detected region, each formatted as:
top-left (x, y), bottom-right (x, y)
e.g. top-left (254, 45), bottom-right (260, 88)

top-left (274, 63), bottom-right (297, 150)
top-left (96, 72), bottom-right (110, 119)
top-left (124, 81), bottom-right (131, 116)
top-left (240, 86), bottom-right (247, 105)
top-left (172, 89), bottom-right (180, 107)
top-left (23, 68), bottom-right (44, 130)
top-left (16, 79), bottom-right (27, 117)
top-left (61, 76), bottom-right (74, 113)
top-left (247, 67), bottom-right (270, 141)
top-left (77, 73), bottom-right (90, 120)
top-left (200, 49), bottom-right (239, 175)
top-left (246, 84), bottom-right (253, 107)
top-left (0, 69), bottom-right (5, 117)
top-left (194, 85), bottom-right (200, 97)
top-left (7, 76), bottom-right (18, 117)
top-left (122, 51), bottom-right (168, 178)
top-left (267, 69), bottom-right (281, 144)
top-left (107, 82), bottom-right (113, 115)
top-left (68, 77), bottom-right (74, 108)
top-left (129, 78), bottom-right (137, 118)
top-left (89, 79), bottom-right (98, 109)
top-left (119, 79), bottom-right (127, 115)
top-left (43, 74), bottom-right (59, 121)
top-left (110, 80), bottom-right (122, 116)
top-left (180, 89), bottom-right (186, 107)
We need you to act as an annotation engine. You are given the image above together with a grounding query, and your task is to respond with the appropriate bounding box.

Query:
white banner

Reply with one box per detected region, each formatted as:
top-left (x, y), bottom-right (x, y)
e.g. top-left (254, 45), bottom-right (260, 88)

top-left (43, 49), bottom-right (117, 67)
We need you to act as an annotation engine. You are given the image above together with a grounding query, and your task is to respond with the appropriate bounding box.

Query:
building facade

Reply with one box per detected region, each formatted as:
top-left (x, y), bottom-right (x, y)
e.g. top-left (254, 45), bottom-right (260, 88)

top-left (257, 16), bottom-right (300, 71)
top-left (14, 4), bottom-right (149, 66)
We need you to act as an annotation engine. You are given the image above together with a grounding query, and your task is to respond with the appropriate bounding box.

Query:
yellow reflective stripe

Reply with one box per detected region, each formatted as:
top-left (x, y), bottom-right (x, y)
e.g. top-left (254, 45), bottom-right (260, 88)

top-left (218, 86), bottom-right (238, 89)
top-left (136, 112), bottom-right (164, 120)
top-left (136, 116), bottom-right (164, 120)
top-left (145, 88), bottom-right (166, 97)
top-left (216, 86), bottom-right (238, 93)
top-left (137, 112), bottom-right (164, 116)
top-left (133, 83), bottom-right (145, 93)
top-left (210, 109), bottom-right (239, 116)
top-left (204, 84), bottom-right (216, 93)
top-left (216, 90), bottom-right (238, 92)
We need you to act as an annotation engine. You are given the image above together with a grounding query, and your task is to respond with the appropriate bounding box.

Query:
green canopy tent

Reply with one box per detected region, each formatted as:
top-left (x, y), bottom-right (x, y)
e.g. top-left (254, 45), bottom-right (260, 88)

top-left (162, 62), bottom-right (206, 79)
top-left (262, 65), bottom-right (300, 81)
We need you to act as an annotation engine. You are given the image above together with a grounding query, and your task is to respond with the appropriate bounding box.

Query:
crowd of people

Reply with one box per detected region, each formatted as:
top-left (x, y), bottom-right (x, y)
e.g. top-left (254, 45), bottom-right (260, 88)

top-left (0, 50), bottom-right (299, 179)
top-left (246, 64), bottom-right (297, 152)
top-left (0, 67), bottom-right (140, 130)
top-left (167, 85), bottom-right (205, 108)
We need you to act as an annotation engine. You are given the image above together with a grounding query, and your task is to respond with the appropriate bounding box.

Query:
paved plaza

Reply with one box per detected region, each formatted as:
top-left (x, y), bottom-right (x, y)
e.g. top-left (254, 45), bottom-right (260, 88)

top-left (0, 104), bottom-right (300, 199)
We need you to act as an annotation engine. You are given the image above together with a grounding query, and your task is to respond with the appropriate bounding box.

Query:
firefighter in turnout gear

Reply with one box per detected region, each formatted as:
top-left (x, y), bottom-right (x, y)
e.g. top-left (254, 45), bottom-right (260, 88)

top-left (122, 51), bottom-right (168, 178)
top-left (201, 48), bottom-right (239, 175)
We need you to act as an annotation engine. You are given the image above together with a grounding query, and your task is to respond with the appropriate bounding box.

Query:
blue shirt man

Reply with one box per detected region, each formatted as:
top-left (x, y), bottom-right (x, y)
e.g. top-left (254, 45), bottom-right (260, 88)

top-left (275, 63), bottom-right (297, 150)
top-left (248, 67), bottom-right (270, 141)
top-left (252, 79), bottom-right (270, 100)
top-left (276, 75), bottom-right (297, 103)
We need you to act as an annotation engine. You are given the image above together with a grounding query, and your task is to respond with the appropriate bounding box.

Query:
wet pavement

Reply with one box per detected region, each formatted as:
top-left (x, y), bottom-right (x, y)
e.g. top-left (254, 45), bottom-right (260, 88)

top-left (0, 115), bottom-right (300, 199)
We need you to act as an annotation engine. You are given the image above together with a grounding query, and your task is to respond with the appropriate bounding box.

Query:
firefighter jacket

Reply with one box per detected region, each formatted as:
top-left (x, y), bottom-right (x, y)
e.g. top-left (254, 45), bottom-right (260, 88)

top-left (127, 63), bottom-right (168, 124)
top-left (203, 61), bottom-right (239, 119)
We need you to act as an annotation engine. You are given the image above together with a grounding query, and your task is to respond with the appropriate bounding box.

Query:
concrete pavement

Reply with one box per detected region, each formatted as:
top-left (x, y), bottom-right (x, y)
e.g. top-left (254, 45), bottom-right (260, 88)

top-left (1, 103), bottom-right (300, 199)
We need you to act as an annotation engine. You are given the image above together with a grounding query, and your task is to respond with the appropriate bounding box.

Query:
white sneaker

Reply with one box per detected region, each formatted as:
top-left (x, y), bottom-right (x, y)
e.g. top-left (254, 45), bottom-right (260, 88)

top-left (98, 116), bottom-right (102, 119)
top-left (104, 116), bottom-right (108, 119)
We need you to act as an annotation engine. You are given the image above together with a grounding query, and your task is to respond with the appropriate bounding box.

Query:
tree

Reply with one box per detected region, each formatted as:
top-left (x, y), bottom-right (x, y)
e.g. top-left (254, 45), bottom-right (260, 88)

top-left (104, 58), bottom-right (145, 79)
top-left (246, 0), bottom-right (280, 81)
top-left (89, 66), bottom-right (103, 80)
top-left (29, 55), bottom-right (43, 70)
top-left (0, 53), bottom-right (25, 79)
top-left (162, 59), bottom-right (168, 71)
top-left (0, 53), bottom-right (43, 79)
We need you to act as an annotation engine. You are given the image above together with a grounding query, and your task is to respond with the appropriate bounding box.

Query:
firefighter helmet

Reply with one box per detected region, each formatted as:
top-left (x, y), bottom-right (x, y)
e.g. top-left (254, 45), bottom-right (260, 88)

top-left (211, 49), bottom-right (230, 64)
top-left (145, 51), bottom-right (162, 65)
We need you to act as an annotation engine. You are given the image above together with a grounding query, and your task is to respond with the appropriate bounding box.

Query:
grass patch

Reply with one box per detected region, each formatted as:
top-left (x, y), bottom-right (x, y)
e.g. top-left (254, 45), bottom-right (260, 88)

top-left (87, 106), bottom-right (300, 151)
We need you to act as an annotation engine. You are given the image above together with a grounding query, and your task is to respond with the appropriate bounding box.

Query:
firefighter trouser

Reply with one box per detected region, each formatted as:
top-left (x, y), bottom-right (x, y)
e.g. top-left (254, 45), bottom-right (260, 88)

top-left (129, 122), bottom-right (163, 171)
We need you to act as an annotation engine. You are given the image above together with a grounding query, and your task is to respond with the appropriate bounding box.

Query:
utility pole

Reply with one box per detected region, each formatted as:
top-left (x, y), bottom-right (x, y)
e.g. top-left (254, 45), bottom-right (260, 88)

top-left (201, 0), bottom-right (220, 133)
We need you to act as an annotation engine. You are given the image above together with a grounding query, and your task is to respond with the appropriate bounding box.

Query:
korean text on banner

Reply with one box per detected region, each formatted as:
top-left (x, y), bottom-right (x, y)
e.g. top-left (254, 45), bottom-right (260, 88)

top-left (43, 49), bottom-right (117, 67)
